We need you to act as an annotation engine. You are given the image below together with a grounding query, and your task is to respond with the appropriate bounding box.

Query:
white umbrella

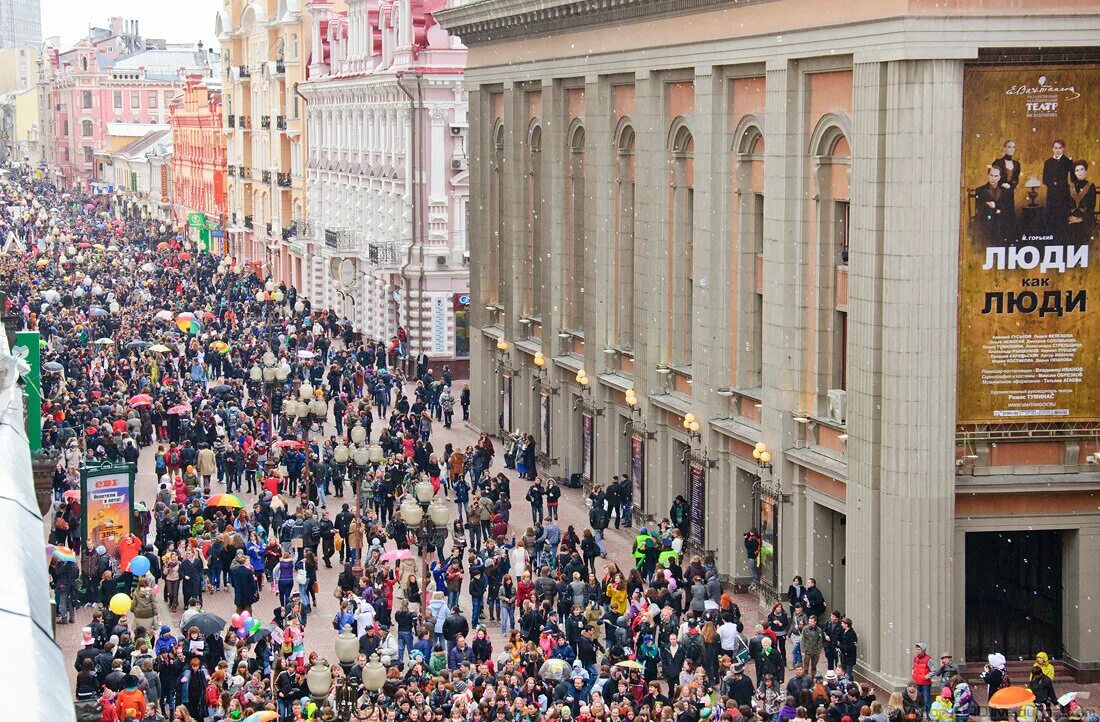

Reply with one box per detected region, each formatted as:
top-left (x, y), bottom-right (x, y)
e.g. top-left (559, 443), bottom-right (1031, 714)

top-left (296, 349), bottom-right (316, 359)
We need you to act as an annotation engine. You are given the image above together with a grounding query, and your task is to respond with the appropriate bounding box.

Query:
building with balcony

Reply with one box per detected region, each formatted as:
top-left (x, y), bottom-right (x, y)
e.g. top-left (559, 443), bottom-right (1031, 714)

top-left (299, 0), bottom-right (470, 365)
top-left (169, 73), bottom-right (228, 252)
top-left (215, 0), bottom-right (311, 285)
top-left (437, 0), bottom-right (1100, 685)
top-left (39, 18), bottom-right (218, 190)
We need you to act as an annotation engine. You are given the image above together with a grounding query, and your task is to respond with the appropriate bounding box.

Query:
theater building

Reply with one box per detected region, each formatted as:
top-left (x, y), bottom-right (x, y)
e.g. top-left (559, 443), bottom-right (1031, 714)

top-left (436, 0), bottom-right (1100, 685)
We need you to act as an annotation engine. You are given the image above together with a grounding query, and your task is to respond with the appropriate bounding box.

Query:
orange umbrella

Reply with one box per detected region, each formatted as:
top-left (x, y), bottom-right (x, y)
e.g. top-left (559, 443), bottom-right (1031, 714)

top-left (989, 688), bottom-right (1036, 710)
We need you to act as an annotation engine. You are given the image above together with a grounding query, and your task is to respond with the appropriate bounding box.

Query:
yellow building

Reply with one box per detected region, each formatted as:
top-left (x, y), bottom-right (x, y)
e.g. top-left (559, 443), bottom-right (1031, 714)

top-left (0, 47), bottom-right (39, 93)
top-left (0, 84), bottom-right (41, 163)
top-left (215, 0), bottom-right (321, 288)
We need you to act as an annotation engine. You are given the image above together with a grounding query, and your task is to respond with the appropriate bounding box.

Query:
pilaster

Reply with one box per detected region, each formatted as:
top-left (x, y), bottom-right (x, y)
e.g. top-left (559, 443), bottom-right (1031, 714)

top-left (845, 58), bottom-right (887, 678)
top-left (761, 59), bottom-right (804, 553)
top-left (851, 58), bottom-right (963, 687)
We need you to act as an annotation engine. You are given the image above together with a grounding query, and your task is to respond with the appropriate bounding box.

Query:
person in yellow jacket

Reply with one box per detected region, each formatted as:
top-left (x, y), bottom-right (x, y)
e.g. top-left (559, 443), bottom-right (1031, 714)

top-left (1034, 651), bottom-right (1055, 680)
top-left (929, 687), bottom-right (954, 722)
top-left (606, 577), bottom-right (628, 615)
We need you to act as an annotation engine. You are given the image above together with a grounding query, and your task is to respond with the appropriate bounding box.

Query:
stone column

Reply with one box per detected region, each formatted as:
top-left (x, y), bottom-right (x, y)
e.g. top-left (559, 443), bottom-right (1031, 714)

top-left (1063, 527), bottom-right (1100, 668)
top-left (468, 85), bottom-right (492, 431)
top-left (846, 58), bottom-right (962, 687)
top-left (761, 59), bottom-right (805, 584)
top-left (631, 69), bottom-right (664, 512)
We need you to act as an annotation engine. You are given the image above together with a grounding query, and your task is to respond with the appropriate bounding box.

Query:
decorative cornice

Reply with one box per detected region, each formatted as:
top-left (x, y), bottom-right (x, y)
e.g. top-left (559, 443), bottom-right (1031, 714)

top-left (434, 0), bottom-right (771, 45)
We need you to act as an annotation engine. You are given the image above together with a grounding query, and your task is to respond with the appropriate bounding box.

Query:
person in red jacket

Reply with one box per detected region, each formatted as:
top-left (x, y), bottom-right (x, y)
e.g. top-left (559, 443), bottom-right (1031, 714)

top-left (912, 642), bottom-right (934, 713)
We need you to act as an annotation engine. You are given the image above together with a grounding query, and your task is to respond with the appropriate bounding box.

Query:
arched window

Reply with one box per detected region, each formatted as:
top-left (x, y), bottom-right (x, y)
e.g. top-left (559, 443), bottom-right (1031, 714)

top-left (565, 122), bottom-right (586, 331)
top-left (731, 115), bottom-right (765, 389)
top-left (526, 122), bottom-right (543, 320)
top-left (81, 120), bottom-right (93, 137)
top-left (808, 113), bottom-right (852, 401)
top-left (614, 119), bottom-right (636, 350)
top-left (668, 119), bottom-right (694, 367)
top-left (486, 121), bottom-right (505, 307)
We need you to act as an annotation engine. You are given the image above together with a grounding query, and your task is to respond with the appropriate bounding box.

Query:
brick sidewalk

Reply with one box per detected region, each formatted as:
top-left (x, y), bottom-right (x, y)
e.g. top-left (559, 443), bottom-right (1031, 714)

top-left (54, 381), bottom-right (767, 690)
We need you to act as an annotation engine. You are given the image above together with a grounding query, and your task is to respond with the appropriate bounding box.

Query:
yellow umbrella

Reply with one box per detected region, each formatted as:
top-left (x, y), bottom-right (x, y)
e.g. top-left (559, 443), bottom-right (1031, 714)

top-left (148, 344), bottom-right (171, 353)
top-left (35, 258), bottom-right (49, 267)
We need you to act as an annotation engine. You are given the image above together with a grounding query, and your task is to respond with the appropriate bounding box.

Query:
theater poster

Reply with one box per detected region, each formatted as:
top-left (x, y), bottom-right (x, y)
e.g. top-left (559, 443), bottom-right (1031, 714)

top-left (80, 463), bottom-right (135, 553)
top-left (959, 65), bottom-right (1100, 423)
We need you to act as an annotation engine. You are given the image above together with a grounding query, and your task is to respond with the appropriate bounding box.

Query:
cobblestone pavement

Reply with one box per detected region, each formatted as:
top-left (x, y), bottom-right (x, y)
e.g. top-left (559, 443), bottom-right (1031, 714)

top-left (53, 379), bottom-right (766, 690)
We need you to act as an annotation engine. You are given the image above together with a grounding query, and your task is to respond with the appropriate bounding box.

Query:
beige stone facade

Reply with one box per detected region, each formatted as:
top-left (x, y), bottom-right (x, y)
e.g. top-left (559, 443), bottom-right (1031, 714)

top-left (216, 0), bottom-right (315, 283)
top-left (437, 0), bottom-right (1100, 686)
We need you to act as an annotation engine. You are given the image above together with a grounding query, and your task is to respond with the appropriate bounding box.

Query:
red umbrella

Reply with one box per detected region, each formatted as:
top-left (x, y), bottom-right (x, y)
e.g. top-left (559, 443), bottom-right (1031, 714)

top-left (76, 242), bottom-right (91, 249)
top-left (156, 242), bottom-right (170, 251)
top-left (178, 252), bottom-right (192, 261)
top-left (273, 439), bottom-right (304, 449)
top-left (199, 311), bottom-right (216, 320)
top-left (167, 404), bottom-right (192, 415)
top-left (129, 394), bottom-right (153, 407)
top-left (111, 419), bottom-right (127, 434)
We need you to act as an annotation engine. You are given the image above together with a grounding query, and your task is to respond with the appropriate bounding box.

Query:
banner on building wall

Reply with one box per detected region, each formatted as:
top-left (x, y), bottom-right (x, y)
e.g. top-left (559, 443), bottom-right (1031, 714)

top-left (431, 295), bottom-right (447, 356)
top-left (757, 495), bottom-right (779, 591)
top-left (539, 390), bottom-right (551, 457)
top-left (631, 434), bottom-right (645, 512)
top-left (581, 412), bottom-right (594, 482)
top-left (80, 462), bottom-right (135, 554)
top-left (499, 373), bottom-right (513, 433)
top-left (959, 65), bottom-right (1100, 423)
top-left (688, 462), bottom-right (705, 546)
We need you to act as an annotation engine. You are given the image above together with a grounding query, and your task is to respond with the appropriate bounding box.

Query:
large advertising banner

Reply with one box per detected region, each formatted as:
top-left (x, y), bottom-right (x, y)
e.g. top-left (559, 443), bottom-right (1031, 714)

top-left (80, 465), bottom-right (135, 554)
top-left (959, 66), bottom-right (1100, 423)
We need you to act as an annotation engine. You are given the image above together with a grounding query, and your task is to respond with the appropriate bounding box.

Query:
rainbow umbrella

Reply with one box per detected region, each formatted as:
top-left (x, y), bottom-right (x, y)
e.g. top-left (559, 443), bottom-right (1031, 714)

top-left (241, 712), bottom-right (279, 722)
top-left (52, 545), bottom-right (78, 563)
top-left (177, 316), bottom-right (203, 334)
top-left (206, 493), bottom-right (244, 509)
top-left (210, 340), bottom-right (229, 354)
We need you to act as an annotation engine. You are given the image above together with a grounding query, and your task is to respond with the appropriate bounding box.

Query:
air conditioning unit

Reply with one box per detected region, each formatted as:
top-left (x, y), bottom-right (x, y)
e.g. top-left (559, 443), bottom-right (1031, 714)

top-left (451, 158), bottom-right (467, 171)
top-left (449, 126), bottom-right (463, 136)
top-left (436, 255), bottom-right (447, 266)
top-left (826, 389), bottom-right (847, 424)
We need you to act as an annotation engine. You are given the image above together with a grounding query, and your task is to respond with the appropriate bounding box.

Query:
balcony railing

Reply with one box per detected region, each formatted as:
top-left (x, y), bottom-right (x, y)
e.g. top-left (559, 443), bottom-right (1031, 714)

top-left (261, 170), bottom-right (271, 183)
top-left (239, 116), bottom-right (251, 129)
top-left (276, 116), bottom-right (287, 131)
top-left (244, 215), bottom-right (253, 229)
top-left (240, 167), bottom-right (251, 180)
top-left (277, 172), bottom-right (291, 187)
top-left (276, 59), bottom-right (285, 74)
top-left (368, 240), bottom-right (400, 267)
top-left (282, 222), bottom-right (298, 241)
top-left (227, 115), bottom-right (236, 128)
top-left (227, 166), bottom-right (236, 177)
top-left (238, 65), bottom-right (250, 80)
top-left (260, 115), bottom-right (270, 130)
top-left (265, 221), bottom-right (273, 236)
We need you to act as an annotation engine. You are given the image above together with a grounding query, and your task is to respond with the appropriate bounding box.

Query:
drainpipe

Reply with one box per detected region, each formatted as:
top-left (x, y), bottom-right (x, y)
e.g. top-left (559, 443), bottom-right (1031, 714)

top-left (395, 71), bottom-right (425, 364)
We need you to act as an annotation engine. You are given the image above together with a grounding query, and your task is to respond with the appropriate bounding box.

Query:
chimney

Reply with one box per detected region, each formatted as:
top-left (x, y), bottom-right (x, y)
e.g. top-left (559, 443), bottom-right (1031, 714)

top-left (109, 17), bottom-right (123, 36)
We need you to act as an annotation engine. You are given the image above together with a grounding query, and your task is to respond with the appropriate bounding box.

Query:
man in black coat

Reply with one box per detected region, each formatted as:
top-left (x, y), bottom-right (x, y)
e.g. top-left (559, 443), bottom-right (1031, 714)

top-left (442, 606), bottom-right (470, 648)
top-left (721, 663), bottom-right (756, 708)
top-left (229, 551), bottom-right (257, 615)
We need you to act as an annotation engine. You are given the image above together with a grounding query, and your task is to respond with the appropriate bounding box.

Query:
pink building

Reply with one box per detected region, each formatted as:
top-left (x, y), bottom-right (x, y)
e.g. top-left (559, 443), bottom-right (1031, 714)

top-left (40, 18), bottom-right (218, 190)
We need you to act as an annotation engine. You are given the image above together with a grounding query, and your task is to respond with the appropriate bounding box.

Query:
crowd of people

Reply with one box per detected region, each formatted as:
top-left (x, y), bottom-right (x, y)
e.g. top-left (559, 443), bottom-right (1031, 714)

top-left (3, 166), bottom-right (1089, 722)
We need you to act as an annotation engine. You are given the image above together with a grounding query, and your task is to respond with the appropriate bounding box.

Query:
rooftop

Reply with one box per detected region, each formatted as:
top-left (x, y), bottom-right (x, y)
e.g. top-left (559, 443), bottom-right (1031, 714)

top-left (113, 129), bottom-right (172, 159)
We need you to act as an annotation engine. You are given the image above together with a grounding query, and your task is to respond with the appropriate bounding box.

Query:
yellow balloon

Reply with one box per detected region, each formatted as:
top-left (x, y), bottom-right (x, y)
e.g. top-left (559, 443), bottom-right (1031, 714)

top-left (109, 592), bottom-right (132, 615)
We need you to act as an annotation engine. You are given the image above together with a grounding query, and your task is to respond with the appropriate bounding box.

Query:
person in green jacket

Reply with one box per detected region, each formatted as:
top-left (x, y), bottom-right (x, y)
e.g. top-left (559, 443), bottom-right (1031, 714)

top-left (657, 538), bottom-right (680, 569)
top-left (429, 643), bottom-right (448, 675)
top-left (632, 529), bottom-right (650, 569)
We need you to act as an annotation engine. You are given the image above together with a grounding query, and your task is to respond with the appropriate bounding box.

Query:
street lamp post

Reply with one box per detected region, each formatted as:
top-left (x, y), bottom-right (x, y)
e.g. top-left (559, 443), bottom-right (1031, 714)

top-left (400, 479), bottom-right (451, 609)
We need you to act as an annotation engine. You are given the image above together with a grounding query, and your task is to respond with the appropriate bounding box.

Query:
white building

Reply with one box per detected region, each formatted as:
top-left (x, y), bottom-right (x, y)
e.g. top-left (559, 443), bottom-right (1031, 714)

top-left (299, 0), bottom-right (470, 368)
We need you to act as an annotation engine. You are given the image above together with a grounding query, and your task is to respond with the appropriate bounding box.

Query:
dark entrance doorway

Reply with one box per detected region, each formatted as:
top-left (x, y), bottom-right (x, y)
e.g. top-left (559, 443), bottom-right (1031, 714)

top-left (965, 531), bottom-right (1063, 660)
